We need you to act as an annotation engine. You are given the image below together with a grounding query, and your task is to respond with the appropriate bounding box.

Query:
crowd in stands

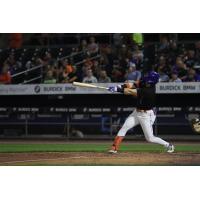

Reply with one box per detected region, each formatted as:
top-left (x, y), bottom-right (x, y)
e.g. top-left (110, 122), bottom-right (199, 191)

top-left (1, 34), bottom-right (200, 84)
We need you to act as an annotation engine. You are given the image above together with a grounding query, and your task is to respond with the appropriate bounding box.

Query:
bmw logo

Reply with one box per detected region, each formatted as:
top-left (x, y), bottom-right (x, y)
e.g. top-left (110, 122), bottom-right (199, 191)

top-left (34, 85), bottom-right (41, 93)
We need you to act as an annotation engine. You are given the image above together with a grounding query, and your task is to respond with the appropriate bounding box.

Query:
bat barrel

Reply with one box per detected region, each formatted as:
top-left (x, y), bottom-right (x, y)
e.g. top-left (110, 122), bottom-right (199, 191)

top-left (73, 82), bottom-right (108, 90)
top-left (73, 82), bottom-right (97, 88)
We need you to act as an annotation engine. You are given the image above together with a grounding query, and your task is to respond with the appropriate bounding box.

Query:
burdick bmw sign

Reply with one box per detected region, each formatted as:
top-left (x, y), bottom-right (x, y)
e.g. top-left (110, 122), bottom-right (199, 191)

top-left (156, 82), bottom-right (200, 93)
top-left (0, 82), bottom-right (200, 95)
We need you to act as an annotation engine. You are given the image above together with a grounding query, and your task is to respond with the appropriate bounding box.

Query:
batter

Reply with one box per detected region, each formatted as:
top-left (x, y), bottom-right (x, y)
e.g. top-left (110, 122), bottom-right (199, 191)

top-left (108, 71), bottom-right (175, 153)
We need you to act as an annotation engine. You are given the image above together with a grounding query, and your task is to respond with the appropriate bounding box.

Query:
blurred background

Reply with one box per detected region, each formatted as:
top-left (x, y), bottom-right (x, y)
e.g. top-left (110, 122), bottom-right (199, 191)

top-left (1, 33), bottom-right (200, 85)
top-left (0, 33), bottom-right (200, 141)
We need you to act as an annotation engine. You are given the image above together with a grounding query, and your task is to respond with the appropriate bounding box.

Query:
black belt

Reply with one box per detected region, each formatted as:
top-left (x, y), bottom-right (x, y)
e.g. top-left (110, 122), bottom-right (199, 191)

top-left (136, 108), bottom-right (151, 112)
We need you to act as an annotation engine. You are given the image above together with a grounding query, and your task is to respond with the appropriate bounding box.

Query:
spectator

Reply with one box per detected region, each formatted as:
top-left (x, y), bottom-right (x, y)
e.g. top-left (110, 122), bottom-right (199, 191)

top-left (168, 41), bottom-right (179, 64)
top-left (170, 72), bottom-right (182, 82)
top-left (82, 58), bottom-right (93, 78)
top-left (113, 34), bottom-right (123, 57)
top-left (158, 55), bottom-right (166, 65)
top-left (93, 60), bottom-right (101, 77)
top-left (125, 65), bottom-right (141, 81)
top-left (111, 59), bottom-right (125, 78)
top-left (65, 62), bottom-right (73, 74)
top-left (156, 56), bottom-right (170, 74)
top-left (119, 44), bottom-right (128, 60)
top-left (6, 53), bottom-right (16, 66)
top-left (5, 53), bottom-right (22, 74)
top-left (185, 50), bottom-right (196, 68)
top-left (113, 34), bottom-right (123, 47)
top-left (35, 57), bottom-right (43, 66)
top-left (43, 52), bottom-right (54, 66)
top-left (158, 36), bottom-right (169, 53)
top-left (60, 66), bottom-right (78, 83)
top-left (43, 70), bottom-right (57, 84)
top-left (129, 45), bottom-right (143, 68)
top-left (80, 39), bottom-right (88, 52)
top-left (111, 68), bottom-right (124, 82)
top-left (172, 57), bottom-right (188, 80)
top-left (87, 37), bottom-right (99, 55)
top-left (98, 70), bottom-right (111, 83)
top-left (59, 66), bottom-right (68, 83)
top-left (99, 56), bottom-right (107, 69)
top-left (0, 64), bottom-right (12, 84)
top-left (132, 33), bottom-right (143, 46)
top-left (158, 56), bottom-right (166, 66)
top-left (183, 68), bottom-right (200, 82)
top-left (158, 68), bottom-right (169, 82)
top-left (103, 45), bottom-right (114, 66)
top-left (67, 66), bottom-right (79, 83)
top-left (84, 57), bottom-right (93, 69)
top-left (83, 69), bottom-right (98, 83)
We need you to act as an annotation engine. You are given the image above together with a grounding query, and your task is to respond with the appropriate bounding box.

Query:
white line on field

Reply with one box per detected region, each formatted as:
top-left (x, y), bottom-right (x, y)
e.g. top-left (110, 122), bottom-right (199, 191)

top-left (0, 156), bottom-right (88, 165)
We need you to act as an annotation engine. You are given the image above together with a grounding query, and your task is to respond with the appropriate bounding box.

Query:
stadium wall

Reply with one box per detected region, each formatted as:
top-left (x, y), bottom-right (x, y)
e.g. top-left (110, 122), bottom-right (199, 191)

top-left (0, 83), bottom-right (200, 139)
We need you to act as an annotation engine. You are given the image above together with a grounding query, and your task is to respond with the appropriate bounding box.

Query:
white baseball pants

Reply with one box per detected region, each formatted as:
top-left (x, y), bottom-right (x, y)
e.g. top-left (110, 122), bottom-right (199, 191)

top-left (117, 109), bottom-right (169, 147)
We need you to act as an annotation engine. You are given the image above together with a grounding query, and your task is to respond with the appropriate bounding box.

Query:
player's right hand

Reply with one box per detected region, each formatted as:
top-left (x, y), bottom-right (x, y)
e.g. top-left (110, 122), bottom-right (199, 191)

top-left (108, 86), bottom-right (117, 92)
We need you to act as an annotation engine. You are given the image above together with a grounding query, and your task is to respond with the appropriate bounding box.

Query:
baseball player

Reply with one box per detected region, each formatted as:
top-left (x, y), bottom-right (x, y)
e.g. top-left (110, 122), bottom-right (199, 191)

top-left (108, 71), bottom-right (175, 153)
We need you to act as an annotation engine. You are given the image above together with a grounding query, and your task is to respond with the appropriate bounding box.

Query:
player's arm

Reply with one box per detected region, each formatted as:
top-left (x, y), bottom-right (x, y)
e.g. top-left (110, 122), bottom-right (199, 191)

top-left (124, 88), bottom-right (137, 97)
top-left (108, 84), bottom-right (127, 93)
top-left (108, 83), bottom-right (137, 97)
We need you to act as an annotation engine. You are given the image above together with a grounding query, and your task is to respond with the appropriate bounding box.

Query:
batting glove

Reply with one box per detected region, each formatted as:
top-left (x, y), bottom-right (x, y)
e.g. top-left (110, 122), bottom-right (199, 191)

top-left (108, 85), bottom-right (124, 93)
top-left (108, 86), bottom-right (118, 92)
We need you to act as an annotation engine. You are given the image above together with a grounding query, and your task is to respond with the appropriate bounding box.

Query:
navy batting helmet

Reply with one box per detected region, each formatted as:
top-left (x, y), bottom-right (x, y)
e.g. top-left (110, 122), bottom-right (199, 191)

top-left (141, 71), bottom-right (159, 86)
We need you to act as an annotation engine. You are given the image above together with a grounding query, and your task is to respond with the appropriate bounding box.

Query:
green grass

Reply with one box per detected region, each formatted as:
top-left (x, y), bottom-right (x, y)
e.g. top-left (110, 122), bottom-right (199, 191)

top-left (0, 143), bottom-right (200, 153)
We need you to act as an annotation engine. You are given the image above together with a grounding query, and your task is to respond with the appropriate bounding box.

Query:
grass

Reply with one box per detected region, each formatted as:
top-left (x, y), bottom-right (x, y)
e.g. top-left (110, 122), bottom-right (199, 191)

top-left (0, 143), bottom-right (200, 153)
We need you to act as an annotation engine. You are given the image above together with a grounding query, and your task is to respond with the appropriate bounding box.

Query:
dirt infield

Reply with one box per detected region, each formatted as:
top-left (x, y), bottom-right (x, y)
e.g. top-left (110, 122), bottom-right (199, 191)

top-left (0, 140), bottom-right (200, 165)
top-left (0, 152), bottom-right (200, 165)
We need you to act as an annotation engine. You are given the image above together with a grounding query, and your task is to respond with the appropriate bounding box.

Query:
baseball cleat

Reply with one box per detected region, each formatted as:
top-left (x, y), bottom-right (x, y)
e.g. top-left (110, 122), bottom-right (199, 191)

top-left (166, 144), bottom-right (175, 153)
top-left (108, 149), bottom-right (118, 154)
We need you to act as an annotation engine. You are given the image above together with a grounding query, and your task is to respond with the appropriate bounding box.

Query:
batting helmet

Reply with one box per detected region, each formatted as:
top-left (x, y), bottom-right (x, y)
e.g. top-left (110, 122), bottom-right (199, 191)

top-left (141, 71), bottom-right (159, 86)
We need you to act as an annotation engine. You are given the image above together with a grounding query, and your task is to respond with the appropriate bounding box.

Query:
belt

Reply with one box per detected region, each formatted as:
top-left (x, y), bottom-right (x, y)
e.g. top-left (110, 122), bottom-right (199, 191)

top-left (136, 108), bottom-right (151, 112)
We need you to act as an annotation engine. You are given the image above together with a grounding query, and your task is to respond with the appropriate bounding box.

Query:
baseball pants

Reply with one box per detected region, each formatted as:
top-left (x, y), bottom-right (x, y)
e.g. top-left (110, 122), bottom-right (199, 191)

top-left (117, 109), bottom-right (169, 147)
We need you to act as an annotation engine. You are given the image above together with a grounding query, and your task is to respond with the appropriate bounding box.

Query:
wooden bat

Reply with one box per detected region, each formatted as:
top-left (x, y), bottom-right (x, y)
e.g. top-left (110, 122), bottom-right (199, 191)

top-left (73, 82), bottom-right (109, 90)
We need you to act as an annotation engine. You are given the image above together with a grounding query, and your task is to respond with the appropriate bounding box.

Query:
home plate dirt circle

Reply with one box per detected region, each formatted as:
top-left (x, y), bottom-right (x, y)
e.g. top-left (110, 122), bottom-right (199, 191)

top-left (0, 152), bottom-right (200, 165)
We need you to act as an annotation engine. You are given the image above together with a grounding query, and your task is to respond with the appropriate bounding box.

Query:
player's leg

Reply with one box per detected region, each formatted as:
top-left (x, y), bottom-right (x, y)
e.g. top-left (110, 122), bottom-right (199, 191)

top-left (137, 111), bottom-right (170, 147)
top-left (117, 110), bottom-right (140, 136)
top-left (149, 111), bottom-right (174, 152)
top-left (109, 110), bottom-right (139, 153)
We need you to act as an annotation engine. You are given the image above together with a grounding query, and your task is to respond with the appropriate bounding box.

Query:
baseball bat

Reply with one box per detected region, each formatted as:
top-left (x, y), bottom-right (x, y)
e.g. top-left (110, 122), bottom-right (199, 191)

top-left (72, 82), bottom-right (109, 90)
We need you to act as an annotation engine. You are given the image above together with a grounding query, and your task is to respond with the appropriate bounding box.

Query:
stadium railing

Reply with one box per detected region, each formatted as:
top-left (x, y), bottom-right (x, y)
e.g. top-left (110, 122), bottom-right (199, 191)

top-left (10, 48), bottom-right (101, 84)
